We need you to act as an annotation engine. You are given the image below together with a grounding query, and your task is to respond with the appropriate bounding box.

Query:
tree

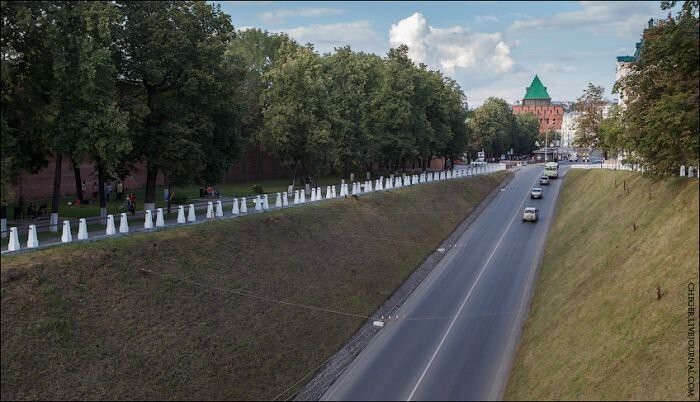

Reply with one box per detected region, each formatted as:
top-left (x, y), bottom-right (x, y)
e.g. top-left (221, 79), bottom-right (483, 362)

top-left (615, 0), bottom-right (699, 174)
top-left (258, 42), bottom-right (332, 186)
top-left (323, 47), bottom-right (381, 178)
top-left (226, 29), bottom-right (292, 145)
top-left (367, 45), bottom-right (418, 173)
top-left (1, 1), bottom-right (53, 214)
top-left (598, 104), bottom-right (627, 159)
top-left (513, 113), bottom-right (539, 156)
top-left (467, 97), bottom-right (513, 159)
top-left (118, 1), bottom-right (243, 209)
top-left (573, 83), bottom-right (606, 154)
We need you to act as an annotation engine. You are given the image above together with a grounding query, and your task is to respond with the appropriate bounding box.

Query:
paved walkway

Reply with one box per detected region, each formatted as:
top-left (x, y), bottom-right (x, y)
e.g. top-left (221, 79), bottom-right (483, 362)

top-left (2, 165), bottom-right (505, 254)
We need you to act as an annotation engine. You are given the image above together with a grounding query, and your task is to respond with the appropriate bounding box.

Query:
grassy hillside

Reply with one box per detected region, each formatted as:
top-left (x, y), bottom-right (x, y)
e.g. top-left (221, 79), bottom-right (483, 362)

top-left (1, 172), bottom-right (508, 400)
top-left (506, 170), bottom-right (699, 400)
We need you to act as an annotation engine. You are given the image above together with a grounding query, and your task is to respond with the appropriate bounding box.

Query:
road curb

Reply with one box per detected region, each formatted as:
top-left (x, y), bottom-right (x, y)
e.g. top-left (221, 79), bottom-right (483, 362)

top-left (293, 171), bottom-right (516, 401)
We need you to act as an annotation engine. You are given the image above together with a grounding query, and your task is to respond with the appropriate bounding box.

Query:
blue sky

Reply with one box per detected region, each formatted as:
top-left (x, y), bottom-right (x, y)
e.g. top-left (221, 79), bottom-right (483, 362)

top-left (215, 1), bottom-right (673, 107)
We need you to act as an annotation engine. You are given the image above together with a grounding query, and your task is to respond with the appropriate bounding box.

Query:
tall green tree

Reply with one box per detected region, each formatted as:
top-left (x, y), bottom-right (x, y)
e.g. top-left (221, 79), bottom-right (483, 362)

top-left (323, 47), bottom-right (381, 178)
top-left (615, 0), bottom-right (699, 174)
top-left (1, 0), bottom-right (53, 215)
top-left (513, 113), bottom-right (540, 156)
top-left (467, 97), bottom-right (513, 159)
top-left (258, 42), bottom-right (332, 186)
top-left (118, 1), bottom-right (242, 209)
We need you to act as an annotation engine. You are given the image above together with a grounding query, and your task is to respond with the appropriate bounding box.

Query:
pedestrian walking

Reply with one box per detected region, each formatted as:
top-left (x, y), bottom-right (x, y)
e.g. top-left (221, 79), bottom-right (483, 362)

top-left (92, 181), bottom-right (98, 200)
top-left (81, 180), bottom-right (87, 201)
top-left (105, 181), bottom-right (113, 202)
top-left (116, 180), bottom-right (124, 201)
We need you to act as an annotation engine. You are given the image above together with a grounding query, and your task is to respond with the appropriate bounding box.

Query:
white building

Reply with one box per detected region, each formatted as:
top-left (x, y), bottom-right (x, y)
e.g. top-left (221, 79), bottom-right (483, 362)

top-left (560, 112), bottom-right (581, 149)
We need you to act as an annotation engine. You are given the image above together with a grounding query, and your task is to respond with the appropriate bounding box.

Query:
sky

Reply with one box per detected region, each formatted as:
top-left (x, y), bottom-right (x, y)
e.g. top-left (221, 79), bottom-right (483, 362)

top-left (215, 1), bottom-right (674, 107)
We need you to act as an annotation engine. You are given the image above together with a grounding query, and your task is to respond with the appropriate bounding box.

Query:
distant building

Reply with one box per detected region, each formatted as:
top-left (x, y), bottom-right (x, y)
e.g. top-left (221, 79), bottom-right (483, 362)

top-left (560, 112), bottom-right (581, 148)
top-left (616, 19), bottom-right (658, 108)
top-left (512, 75), bottom-right (564, 133)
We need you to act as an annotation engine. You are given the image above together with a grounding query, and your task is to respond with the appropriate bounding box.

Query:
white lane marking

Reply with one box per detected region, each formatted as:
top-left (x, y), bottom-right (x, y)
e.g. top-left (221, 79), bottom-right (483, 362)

top-left (406, 168), bottom-right (541, 401)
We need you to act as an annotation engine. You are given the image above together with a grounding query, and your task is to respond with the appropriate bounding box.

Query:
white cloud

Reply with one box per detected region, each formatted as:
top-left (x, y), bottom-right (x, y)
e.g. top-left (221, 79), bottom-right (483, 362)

top-left (388, 13), bottom-right (514, 76)
top-left (281, 21), bottom-right (382, 54)
top-left (508, 1), bottom-right (659, 39)
top-left (541, 63), bottom-right (575, 73)
top-left (259, 8), bottom-right (344, 24)
top-left (474, 15), bottom-right (499, 23)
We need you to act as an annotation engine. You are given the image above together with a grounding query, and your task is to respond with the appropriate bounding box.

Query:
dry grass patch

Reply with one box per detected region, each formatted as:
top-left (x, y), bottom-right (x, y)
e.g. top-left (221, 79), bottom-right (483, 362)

top-left (506, 170), bottom-right (698, 401)
top-left (1, 172), bottom-right (507, 400)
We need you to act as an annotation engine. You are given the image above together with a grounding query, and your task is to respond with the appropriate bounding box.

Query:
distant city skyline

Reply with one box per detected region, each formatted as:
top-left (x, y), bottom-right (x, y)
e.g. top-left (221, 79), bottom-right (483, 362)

top-left (216, 1), bottom-right (675, 107)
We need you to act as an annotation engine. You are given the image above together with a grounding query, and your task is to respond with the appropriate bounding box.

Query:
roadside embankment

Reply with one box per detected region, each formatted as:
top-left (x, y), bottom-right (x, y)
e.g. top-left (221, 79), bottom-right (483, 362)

top-left (506, 170), bottom-right (699, 400)
top-left (1, 171), bottom-right (508, 400)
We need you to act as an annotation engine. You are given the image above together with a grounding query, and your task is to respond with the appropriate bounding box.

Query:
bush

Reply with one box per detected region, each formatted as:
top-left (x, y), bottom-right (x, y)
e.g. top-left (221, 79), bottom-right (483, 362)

top-left (251, 184), bottom-right (264, 194)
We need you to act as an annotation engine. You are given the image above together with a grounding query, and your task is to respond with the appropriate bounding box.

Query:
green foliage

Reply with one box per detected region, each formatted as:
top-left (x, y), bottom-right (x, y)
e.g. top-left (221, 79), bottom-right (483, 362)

top-left (3, 2), bottom-right (476, 203)
top-left (574, 83), bottom-right (606, 151)
top-left (118, 1), bottom-right (244, 201)
top-left (251, 184), bottom-right (264, 195)
top-left (614, 0), bottom-right (699, 174)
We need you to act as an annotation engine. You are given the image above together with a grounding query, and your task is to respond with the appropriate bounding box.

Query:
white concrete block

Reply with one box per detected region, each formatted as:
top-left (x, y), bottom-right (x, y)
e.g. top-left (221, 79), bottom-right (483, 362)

top-left (240, 198), bottom-right (248, 213)
top-left (300, 189), bottom-right (306, 203)
top-left (206, 201), bottom-right (214, 218)
top-left (177, 205), bottom-right (186, 223)
top-left (8, 227), bottom-right (20, 251)
top-left (144, 210), bottom-right (154, 229)
top-left (61, 220), bottom-right (73, 243)
top-left (216, 200), bottom-right (224, 216)
top-left (276, 193), bottom-right (282, 207)
top-left (188, 204), bottom-right (197, 222)
top-left (332, 186), bottom-right (337, 198)
top-left (120, 213), bottom-right (130, 233)
top-left (255, 195), bottom-right (262, 211)
top-left (156, 208), bottom-right (165, 226)
top-left (232, 198), bottom-right (240, 215)
top-left (262, 195), bottom-right (269, 210)
top-left (78, 218), bottom-right (88, 240)
top-left (106, 215), bottom-right (116, 235)
top-left (294, 190), bottom-right (299, 205)
top-left (283, 193), bottom-right (289, 207)
top-left (27, 224), bottom-right (38, 248)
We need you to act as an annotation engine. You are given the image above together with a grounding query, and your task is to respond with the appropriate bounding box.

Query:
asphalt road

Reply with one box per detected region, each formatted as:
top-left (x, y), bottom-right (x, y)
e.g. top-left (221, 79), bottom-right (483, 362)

top-left (322, 163), bottom-right (569, 401)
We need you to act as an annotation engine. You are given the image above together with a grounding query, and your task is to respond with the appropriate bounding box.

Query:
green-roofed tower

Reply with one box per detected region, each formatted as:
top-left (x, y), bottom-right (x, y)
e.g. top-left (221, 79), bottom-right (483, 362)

top-left (523, 75), bottom-right (551, 105)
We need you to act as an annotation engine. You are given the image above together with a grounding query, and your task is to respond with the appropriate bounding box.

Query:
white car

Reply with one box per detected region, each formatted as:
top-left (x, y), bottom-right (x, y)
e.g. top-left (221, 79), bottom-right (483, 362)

top-left (539, 176), bottom-right (550, 185)
top-left (530, 188), bottom-right (543, 199)
top-left (522, 207), bottom-right (539, 222)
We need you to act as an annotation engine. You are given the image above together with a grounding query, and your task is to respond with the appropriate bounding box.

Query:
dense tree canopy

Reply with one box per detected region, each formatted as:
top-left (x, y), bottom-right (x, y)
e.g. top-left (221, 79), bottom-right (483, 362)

top-left (467, 97), bottom-right (538, 160)
top-left (1, 0), bottom-right (499, 210)
top-left (614, 0), bottom-right (699, 174)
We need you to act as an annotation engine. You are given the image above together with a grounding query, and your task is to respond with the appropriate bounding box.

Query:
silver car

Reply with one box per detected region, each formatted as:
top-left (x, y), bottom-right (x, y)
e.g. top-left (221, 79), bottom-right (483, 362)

top-left (522, 207), bottom-right (539, 222)
top-left (539, 176), bottom-right (550, 185)
top-left (530, 187), bottom-right (543, 199)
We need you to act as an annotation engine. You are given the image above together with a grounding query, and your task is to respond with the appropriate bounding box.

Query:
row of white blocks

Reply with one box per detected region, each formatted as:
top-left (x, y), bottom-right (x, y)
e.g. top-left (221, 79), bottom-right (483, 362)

top-left (5, 166), bottom-right (498, 251)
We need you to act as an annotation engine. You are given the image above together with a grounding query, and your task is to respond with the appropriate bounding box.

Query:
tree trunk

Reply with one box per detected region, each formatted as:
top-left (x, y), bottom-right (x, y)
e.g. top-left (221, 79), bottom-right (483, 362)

top-left (144, 162), bottom-right (157, 212)
top-left (72, 159), bottom-right (83, 202)
top-left (50, 152), bottom-right (62, 232)
top-left (98, 165), bottom-right (107, 224)
top-left (288, 161), bottom-right (298, 194)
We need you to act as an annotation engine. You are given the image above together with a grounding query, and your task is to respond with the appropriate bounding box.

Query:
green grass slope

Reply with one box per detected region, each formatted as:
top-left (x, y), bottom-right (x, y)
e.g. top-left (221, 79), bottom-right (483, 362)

top-left (506, 170), bottom-right (699, 400)
top-left (1, 171), bottom-right (508, 400)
